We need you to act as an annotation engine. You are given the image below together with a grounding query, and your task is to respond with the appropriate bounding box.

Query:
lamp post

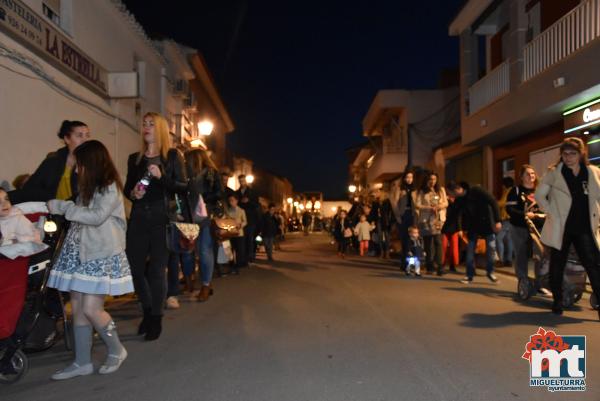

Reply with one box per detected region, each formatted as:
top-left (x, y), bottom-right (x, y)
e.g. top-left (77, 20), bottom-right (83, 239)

top-left (246, 174), bottom-right (255, 184)
top-left (198, 120), bottom-right (214, 136)
top-left (191, 120), bottom-right (214, 148)
top-left (348, 184), bottom-right (357, 194)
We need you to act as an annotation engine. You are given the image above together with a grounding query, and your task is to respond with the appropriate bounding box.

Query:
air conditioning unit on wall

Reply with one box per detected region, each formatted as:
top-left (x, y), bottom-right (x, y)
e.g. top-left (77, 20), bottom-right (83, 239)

top-left (108, 72), bottom-right (139, 98)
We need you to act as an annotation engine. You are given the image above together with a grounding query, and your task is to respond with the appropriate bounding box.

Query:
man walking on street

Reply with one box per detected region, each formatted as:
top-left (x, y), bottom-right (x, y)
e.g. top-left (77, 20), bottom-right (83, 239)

top-left (447, 181), bottom-right (502, 284)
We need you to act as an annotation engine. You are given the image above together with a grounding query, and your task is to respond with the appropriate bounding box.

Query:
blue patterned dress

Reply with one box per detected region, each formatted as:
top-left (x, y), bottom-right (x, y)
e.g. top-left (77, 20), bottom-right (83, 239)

top-left (47, 223), bottom-right (134, 295)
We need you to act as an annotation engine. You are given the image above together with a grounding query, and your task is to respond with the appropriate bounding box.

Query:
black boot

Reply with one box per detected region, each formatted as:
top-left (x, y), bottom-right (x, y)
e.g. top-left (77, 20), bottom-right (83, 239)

top-left (551, 300), bottom-right (563, 315)
top-left (137, 308), bottom-right (151, 335)
top-left (144, 315), bottom-right (162, 341)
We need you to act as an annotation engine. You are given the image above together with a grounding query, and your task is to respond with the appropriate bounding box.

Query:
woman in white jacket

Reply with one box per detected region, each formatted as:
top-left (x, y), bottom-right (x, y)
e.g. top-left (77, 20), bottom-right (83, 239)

top-left (47, 140), bottom-right (134, 380)
top-left (535, 137), bottom-right (600, 317)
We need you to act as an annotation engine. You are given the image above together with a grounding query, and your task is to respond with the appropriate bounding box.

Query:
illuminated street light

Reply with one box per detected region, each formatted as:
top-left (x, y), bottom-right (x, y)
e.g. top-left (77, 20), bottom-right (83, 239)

top-left (314, 201), bottom-right (321, 210)
top-left (246, 174), bottom-right (255, 184)
top-left (293, 201), bottom-right (299, 207)
top-left (299, 204), bottom-right (305, 210)
top-left (198, 120), bottom-right (214, 136)
top-left (287, 197), bottom-right (293, 204)
top-left (190, 138), bottom-right (204, 148)
top-left (348, 185), bottom-right (357, 193)
top-left (306, 201), bottom-right (313, 210)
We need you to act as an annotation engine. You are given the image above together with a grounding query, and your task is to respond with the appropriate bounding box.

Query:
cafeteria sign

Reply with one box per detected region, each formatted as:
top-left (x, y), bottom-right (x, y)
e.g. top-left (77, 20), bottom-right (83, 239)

top-left (564, 98), bottom-right (600, 135)
top-left (0, 0), bottom-right (108, 97)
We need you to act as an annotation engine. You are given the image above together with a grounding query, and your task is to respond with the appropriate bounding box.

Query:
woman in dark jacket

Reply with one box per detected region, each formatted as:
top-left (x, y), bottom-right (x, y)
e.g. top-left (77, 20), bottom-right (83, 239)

top-left (124, 112), bottom-right (187, 341)
top-left (185, 148), bottom-right (223, 302)
top-left (334, 210), bottom-right (352, 257)
top-left (390, 171), bottom-right (416, 269)
top-left (9, 120), bottom-right (89, 203)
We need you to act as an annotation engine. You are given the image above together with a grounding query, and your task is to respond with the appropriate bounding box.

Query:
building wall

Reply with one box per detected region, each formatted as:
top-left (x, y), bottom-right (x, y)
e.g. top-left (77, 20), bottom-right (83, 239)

top-left (492, 121), bottom-right (563, 196)
top-left (0, 0), bottom-right (167, 186)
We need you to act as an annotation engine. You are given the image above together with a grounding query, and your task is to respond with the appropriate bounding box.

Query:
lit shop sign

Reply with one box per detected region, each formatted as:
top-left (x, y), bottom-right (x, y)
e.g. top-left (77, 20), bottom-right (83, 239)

top-left (564, 98), bottom-right (600, 134)
top-left (0, 0), bottom-right (108, 97)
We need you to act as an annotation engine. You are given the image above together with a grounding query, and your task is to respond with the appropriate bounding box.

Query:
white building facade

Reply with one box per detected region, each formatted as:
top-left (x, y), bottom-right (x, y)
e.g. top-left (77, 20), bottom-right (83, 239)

top-left (0, 0), bottom-right (194, 186)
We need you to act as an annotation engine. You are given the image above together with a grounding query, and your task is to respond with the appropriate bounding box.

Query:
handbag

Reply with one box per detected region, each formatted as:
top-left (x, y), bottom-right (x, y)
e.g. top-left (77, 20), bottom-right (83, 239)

top-left (167, 222), bottom-right (200, 254)
top-left (212, 217), bottom-right (240, 241)
top-left (217, 240), bottom-right (234, 264)
top-left (165, 194), bottom-right (200, 254)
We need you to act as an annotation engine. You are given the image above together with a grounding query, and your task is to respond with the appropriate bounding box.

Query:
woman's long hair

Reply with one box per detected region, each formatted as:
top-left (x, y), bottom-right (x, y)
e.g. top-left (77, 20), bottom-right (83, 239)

top-left (185, 148), bottom-right (218, 178)
top-left (518, 164), bottom-right (538, 188)
top-left (400, 170), bottom-right (414, 192)
top-left (420, 172), bottom-right (440, 194)
top-left (137, 112), bottom-right (171, 164)
top-left (74, 140), bottom-right (123, 206)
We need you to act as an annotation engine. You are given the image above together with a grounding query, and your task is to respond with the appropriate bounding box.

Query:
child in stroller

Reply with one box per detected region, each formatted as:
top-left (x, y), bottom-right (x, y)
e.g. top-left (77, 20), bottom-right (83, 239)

top-left (405, 226), bottom-right (424, 277)
top-left (0, 200), bottom-right (68, 384)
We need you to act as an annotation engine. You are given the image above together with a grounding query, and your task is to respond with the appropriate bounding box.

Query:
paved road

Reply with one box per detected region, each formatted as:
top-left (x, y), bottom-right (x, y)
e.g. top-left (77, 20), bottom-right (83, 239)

top-left (3, 233), bottom-right (599, 401)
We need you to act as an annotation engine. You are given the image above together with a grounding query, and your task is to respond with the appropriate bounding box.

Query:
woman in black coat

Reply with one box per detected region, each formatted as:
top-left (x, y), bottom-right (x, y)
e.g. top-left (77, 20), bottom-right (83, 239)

top-left (334, 210), bottom-right (352, 257)
top-left (9, 120), bottom-right (89, 203)
top-left (124, 112), bottom-right (187, 341)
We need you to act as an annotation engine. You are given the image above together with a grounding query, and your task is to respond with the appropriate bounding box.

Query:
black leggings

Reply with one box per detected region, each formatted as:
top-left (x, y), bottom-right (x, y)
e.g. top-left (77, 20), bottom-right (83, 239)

top-left (127, 204), bottom-right (168, 316)
top-left (549, 230), bottom-right (600, 305)
top-left (337, 238), bottom-right (349, 254)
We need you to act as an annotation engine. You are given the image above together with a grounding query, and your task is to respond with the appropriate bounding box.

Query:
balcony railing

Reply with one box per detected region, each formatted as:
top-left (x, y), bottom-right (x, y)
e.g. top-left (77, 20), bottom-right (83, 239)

top-left (523, 0), bottom-right (600, 82)
top-left (467, 60), bottom-right (510, 115)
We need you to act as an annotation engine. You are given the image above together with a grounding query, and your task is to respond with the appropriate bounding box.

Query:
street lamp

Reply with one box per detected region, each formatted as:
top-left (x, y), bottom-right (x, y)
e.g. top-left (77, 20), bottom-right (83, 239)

top-left (348, 185), bottom-right (357, 193)
top-left (314, 201), bottom-right (321, 210)
top-left (246, 174), bottom-right (255, 184)
top-left (306, 201), bottom-right (313, 210)
top-left (198, 120), bottom-right (214, 136)
top-left (287, 197), bottom-right (293, 204)
top-left (299, 204), bottom-right (305, 210)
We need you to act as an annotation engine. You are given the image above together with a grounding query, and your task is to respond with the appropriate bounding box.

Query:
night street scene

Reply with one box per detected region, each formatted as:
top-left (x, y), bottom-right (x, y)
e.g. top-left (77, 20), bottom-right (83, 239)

top-left (3, 1), bottom-right (600, 400)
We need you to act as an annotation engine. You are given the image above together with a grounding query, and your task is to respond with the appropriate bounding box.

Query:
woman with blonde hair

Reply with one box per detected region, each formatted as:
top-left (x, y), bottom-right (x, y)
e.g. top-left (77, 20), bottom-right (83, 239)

top-left (124, 112), bottom-right (187, 340)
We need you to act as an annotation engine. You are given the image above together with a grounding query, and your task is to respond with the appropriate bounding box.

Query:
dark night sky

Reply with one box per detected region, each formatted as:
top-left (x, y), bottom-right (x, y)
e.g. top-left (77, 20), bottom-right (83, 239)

top-left (122, 0), bottom-right (465, 199)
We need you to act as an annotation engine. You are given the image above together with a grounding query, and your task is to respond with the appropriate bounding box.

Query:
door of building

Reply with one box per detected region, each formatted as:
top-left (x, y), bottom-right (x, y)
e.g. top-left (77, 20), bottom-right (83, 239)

top-left (529, 145), bottom-right (560, 180)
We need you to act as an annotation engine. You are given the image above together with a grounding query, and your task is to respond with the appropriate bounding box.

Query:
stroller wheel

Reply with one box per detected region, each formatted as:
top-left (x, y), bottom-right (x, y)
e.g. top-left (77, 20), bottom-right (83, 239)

top-left (591, 293), bottom-right (599, 310)
top-left (0, 349), bottom-right (28, 384)
top-left (517, 278), bottom-right (532, 300)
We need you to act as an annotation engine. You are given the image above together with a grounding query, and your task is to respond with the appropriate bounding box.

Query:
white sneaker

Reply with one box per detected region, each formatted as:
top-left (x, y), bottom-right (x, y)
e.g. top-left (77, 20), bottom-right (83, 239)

top-left (538, 287), bottom-right (552, 296)
top-left (99, 348), bottom-right (128, 375)
top-left (166, 296), bottom-right (180, 309)
top-left (51, 363), bottom-right (93, 380)
top-left (460, 277), bottom-right (473, 284)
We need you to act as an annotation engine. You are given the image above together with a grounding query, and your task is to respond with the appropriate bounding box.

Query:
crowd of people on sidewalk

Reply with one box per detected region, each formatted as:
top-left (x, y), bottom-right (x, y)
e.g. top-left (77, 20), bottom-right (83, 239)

top-left (3, 117), bottom-right (600, 382)
top-left (331, 137), bottom-right (600, 318)
top-left (0, 113), bottom-right (286, 381)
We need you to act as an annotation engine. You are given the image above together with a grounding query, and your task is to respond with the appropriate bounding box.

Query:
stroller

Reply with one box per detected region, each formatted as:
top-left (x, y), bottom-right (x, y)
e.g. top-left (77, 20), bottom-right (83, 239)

top-left (517, 213), bottom-right (586, 308)
top-left (0, 209), bottom-right (70, 384)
